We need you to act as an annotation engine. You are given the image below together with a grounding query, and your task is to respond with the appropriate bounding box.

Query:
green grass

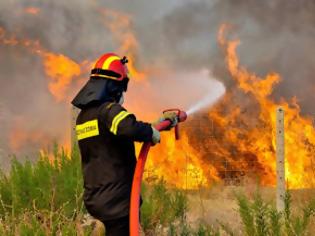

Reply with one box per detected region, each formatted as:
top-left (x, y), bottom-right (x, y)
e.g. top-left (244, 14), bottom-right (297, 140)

top-left (232, 191), bottom-right (315, 236)
top-left (0, 144), bottom-right (90, 235)
top-left (0, 144), bottom-right (217, 235)
top-left (0, 145), bottom-right (315, 235)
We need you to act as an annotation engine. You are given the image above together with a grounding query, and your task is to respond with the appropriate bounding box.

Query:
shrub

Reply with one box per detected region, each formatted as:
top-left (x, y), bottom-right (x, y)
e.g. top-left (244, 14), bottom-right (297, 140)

top-left (1, 144), bottom-right (315, 235)
top-left (0, 144), bottom-right (91, 235)
top-left (235, 191), bottom-right (315, 236)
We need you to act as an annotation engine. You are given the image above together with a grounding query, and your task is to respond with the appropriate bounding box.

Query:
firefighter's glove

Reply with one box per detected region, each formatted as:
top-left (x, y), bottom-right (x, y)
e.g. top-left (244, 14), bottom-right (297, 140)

top-left (151, 126), bottom-right (161, 145)
top-left (162, 111), bottom-right (178, 130)
top-left (151, 112), bottom-right (178, 130)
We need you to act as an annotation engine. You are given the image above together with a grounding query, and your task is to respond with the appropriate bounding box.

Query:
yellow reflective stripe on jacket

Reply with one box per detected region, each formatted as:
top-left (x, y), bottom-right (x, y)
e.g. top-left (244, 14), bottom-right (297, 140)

top-left (106, 102), bottom-right (114, 110)
top-left (110, 111), bottom-right (132, 135)
top-left (76, 119), bottom-right (99, 140)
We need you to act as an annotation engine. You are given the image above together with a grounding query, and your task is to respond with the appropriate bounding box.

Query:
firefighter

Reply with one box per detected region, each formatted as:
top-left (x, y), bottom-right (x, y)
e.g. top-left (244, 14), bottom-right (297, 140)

top-left (71, 53), bottom-right (177, 235)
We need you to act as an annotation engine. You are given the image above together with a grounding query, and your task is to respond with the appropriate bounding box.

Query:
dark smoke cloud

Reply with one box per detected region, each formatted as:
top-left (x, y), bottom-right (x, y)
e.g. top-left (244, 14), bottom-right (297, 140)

top-left (155, 0), bottom-right (315, 113)
top-left (0, 0), bottom-right (314, 167)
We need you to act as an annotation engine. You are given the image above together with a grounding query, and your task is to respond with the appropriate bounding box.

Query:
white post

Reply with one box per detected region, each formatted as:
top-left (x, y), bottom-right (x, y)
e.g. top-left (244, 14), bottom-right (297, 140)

top-left (276, 107), bottom-right (285, 212)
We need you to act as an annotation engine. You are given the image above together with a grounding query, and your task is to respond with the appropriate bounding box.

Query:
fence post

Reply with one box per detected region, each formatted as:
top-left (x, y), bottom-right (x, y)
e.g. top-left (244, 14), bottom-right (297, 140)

top-left (276, 107), bottom-right (285, 212)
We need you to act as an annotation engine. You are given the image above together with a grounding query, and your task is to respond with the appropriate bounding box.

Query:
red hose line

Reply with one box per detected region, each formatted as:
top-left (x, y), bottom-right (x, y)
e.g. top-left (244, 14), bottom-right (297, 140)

top-left (130, 120), bottom-right (172, 236)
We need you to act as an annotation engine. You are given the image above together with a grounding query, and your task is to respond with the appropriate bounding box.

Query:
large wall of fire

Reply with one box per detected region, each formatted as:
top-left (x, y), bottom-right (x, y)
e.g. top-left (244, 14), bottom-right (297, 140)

top-left (0, 0), bottom-right (315, 188)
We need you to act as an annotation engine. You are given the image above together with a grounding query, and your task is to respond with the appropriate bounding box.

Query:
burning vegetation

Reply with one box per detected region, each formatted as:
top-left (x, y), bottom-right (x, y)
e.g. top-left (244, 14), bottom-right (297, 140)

top-left (139, 25), bottom-right (315, 189)
top-left (1, 2), bottom-right (315, 190)
top-left (211, 25), bottom-right (315, 188)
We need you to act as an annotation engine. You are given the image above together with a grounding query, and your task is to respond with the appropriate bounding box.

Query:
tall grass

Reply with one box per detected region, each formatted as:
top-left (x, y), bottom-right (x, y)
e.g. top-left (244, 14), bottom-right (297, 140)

top-left (235, 191), bottom-right (315, 236)
top-left (0, 145), bottom-right (218, 235)
top-left (0, 144), bottom-right (90, 235)
top-left (141, 179), bottom-right (188, 234)
top-left (1, 144), bottom-right (315, 235)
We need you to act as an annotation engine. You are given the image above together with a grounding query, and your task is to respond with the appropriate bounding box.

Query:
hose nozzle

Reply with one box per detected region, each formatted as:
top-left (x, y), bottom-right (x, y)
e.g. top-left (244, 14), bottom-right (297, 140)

top-left (178, 110), bottom-right (187, 122)
top-left (163, 109), bottom-right (188, 140)
top-left (163, 109), bottom-right (187, 123)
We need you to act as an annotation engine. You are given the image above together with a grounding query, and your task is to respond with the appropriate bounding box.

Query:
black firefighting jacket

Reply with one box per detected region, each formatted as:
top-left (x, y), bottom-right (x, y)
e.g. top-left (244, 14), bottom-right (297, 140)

top-left (76, 102), bottom-right (153, 221)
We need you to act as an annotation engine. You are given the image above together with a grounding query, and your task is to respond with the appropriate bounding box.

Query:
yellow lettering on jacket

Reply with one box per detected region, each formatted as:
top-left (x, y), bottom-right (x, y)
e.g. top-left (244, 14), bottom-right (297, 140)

top-left (76, 119), bottom-right (99, 140)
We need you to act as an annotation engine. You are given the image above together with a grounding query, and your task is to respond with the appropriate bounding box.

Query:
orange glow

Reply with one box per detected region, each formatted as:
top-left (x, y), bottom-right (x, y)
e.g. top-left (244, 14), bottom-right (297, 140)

top-left (0, 27), bottom-right (41, 50)
top-left (9, 118), bottom-right (71, 159)
top-left (213, 25), bottom-right (315, 188)
top-left (136, 131), bottom-right (219, 189)
top-left (0, 28), bottom-right (76, 154)
top-left (24, 7), bottom-right (40, 15)
top-left (101, 9), bottom-right (146, 81)
top-left (0, 27), bottom-right (83, 102)
top-left (42, 53), bottom-right (81, 102)
top-left (9, 120), bottom-right (51, 153)
top-left (2, 11), bottom-right (315, 190)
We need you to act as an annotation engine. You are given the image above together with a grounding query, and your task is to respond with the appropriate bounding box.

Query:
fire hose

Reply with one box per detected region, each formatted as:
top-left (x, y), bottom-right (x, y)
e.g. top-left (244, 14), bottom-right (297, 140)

top-left (129, 109), bottom-right (188, 236)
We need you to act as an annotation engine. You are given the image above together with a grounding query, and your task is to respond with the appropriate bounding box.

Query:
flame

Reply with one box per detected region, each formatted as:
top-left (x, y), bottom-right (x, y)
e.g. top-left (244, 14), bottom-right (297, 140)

top-left (210, 25), bottom-right (315, 188)
top-left (99, 10), bottom-right (215, 187)
top-left (138, 25), bottom-right (315, 189)
top-left (139, 131), bottom-right (219, 189)
top-left (42, 53), bottom-right (81, 102)
top-left (2, 9), bottom-right (315, 190)
top-left (0, 27), bottom-right (80, 153)
top-left (101, 9), bottom-right (146, 81)
top-left (0, 27), bottom-right (86, 102)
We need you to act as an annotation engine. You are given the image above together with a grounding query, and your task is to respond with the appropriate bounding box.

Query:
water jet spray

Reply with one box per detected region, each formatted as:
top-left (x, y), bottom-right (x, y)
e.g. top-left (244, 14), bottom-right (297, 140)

top-left (186, 79), bottom-right (226, 115)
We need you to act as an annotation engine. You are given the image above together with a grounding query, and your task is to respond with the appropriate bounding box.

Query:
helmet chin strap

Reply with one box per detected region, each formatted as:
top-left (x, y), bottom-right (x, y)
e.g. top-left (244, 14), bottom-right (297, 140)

top-left (118, 94), bottom-right (124, 105)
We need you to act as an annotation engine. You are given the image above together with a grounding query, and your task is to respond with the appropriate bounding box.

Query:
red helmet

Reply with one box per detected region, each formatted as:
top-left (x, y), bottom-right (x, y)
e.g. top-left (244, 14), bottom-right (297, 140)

top-left (90, 53), bottom-right (129, 81)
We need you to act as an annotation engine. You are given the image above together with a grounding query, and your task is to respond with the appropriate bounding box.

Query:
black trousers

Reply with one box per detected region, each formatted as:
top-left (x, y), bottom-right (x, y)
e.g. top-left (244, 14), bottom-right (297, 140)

top-left (102, 215), bottom-right (129, 236)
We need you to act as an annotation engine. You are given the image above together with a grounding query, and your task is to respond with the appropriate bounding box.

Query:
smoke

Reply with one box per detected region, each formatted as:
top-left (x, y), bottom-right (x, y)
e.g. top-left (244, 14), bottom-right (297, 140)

top-left (0, 0), bottom-right (314, 167)
top-left (186, 79), bottom-right (226, 115)
top-left (159, 0), bottom-right (315, 114)
top-left (125, 69), bottom-right (226, 121)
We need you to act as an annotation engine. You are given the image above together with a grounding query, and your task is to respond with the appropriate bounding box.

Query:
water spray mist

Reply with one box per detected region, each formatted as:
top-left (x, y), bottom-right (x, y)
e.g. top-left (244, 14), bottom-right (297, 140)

top-left (186, 79), bottom-right (226, 115)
